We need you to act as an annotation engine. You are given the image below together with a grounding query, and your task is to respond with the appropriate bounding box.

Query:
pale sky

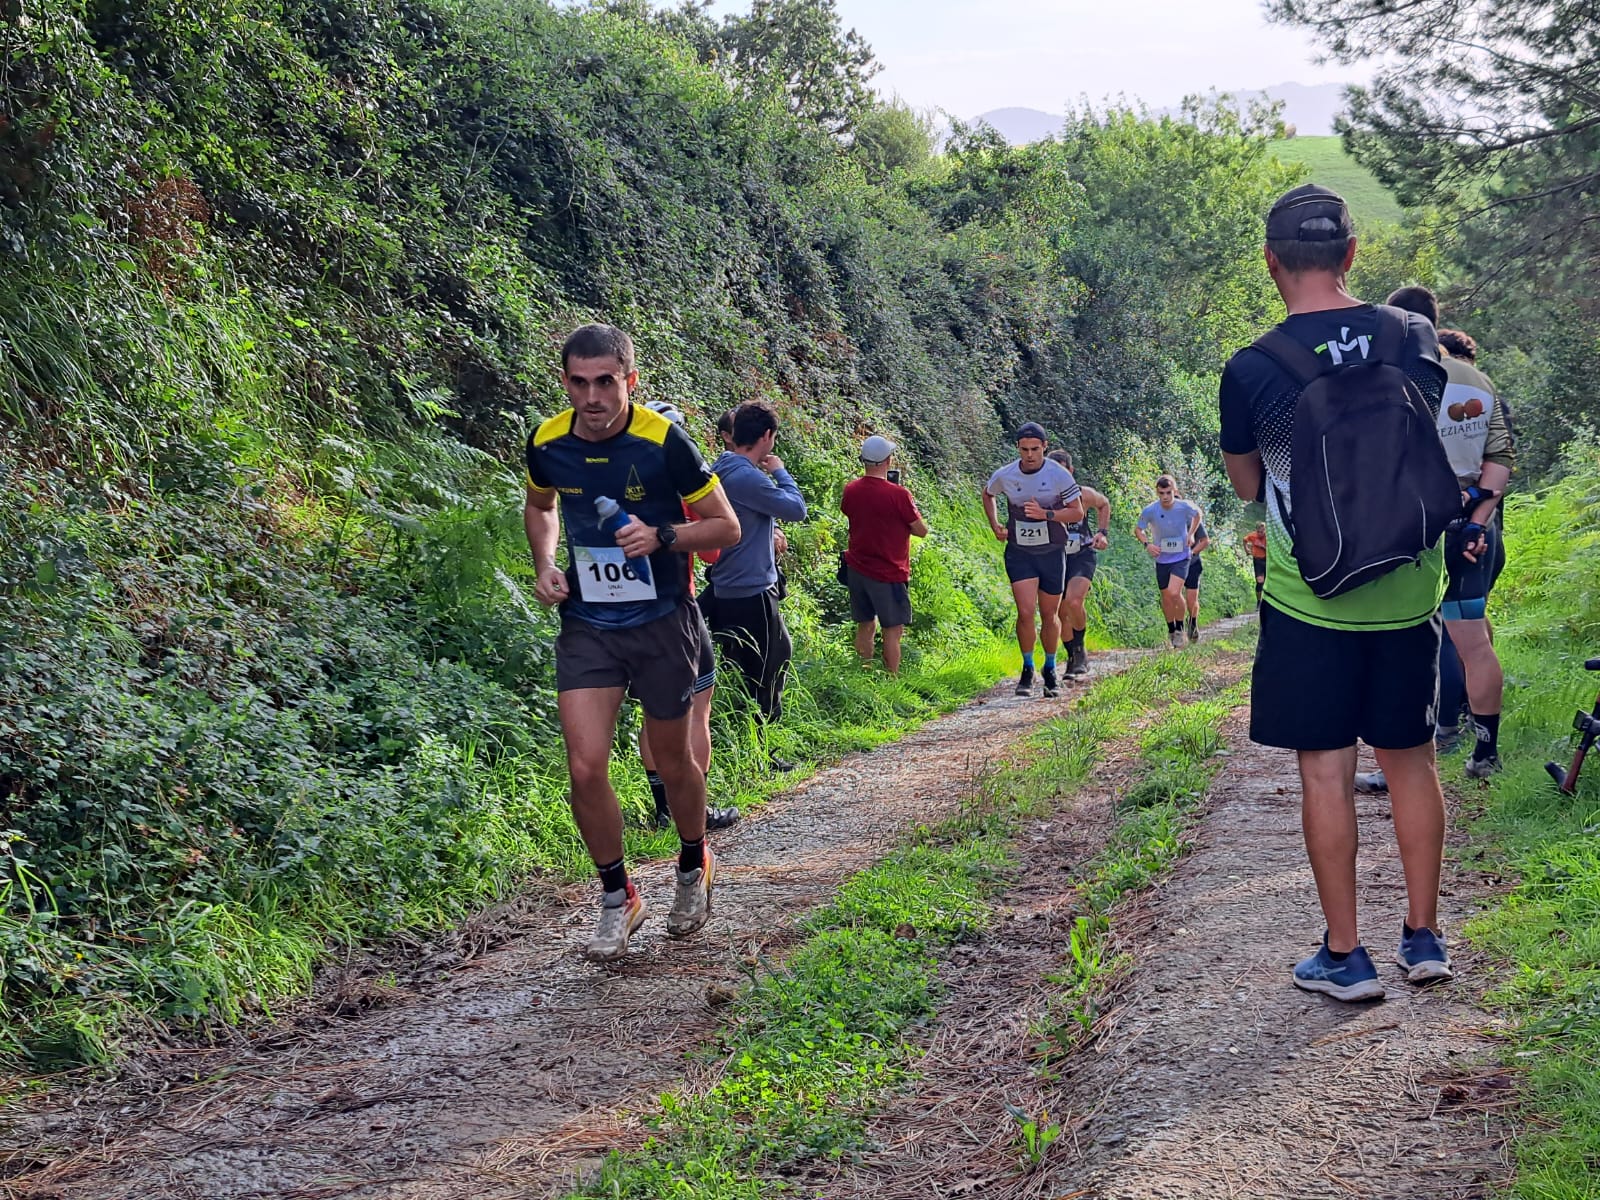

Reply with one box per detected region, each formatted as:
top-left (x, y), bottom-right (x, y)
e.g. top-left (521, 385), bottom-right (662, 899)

top-left (699, 0), bottom-right (1362, 118)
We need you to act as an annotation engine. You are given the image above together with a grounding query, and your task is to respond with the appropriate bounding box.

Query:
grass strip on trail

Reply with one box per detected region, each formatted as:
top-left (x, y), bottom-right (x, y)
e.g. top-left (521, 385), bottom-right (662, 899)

top-left (570, 633), bottom-right (1252, 1197)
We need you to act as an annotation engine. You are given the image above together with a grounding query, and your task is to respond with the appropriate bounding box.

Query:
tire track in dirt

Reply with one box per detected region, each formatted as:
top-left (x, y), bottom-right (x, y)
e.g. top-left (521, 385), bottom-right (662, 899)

top-left (3, 645), bottom-right (1162, 1200)
top-left (818, 671), bottom-right (1510, 1200)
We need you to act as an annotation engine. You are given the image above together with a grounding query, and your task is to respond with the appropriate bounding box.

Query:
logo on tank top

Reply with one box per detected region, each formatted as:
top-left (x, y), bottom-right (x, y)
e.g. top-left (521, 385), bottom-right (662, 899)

top-left (625, 465), bottom-right (646, 502)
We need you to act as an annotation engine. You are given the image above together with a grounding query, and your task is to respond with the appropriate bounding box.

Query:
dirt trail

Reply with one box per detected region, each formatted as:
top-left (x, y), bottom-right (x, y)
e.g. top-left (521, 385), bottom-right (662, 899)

top-left (823, 688), bottom-right (1509, 1199)
top-left (2, 648), bottom-right (1148, 1200)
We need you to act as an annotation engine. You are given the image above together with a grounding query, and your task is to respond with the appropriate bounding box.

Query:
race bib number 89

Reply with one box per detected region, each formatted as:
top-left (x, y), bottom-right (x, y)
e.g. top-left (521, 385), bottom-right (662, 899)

top-left (1014, 520), bottom-right (1050, 548)
top-left (1159, 536), bottom-right (1185, 555)
top-left (575, 546), bottom-right (658, 603)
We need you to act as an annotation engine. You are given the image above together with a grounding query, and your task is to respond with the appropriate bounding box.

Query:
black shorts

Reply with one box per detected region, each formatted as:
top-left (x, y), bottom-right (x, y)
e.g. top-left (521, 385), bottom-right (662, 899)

top-left (1184, 554), bottom-right (1204, 591)
top-left (556, 600), bottom-right (700, 720)
top-left (1442, 520), bottom-right (1502, 621)
top-left (1004, 546), bottom-right (1067, 596)
top-left (1250, 603), bottom-right (1441, 752)
top-left (1064, 549), bottom-right (1098, 584)
top-left (1252, 558), bottom-right (1267, 581)
top-left (1155, 558), bottom-right (1191, 589)
top-left (846, 565), bottom-right (913, 628)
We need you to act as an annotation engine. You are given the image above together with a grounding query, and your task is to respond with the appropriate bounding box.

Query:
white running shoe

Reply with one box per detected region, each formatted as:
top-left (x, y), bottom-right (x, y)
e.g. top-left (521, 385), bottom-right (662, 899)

top-left (1169, 628), bottom-right (1186, 650)
top-left (667, 846), bottom-right (717, 938)
top-left (586, 882), bottom-right (646, 962)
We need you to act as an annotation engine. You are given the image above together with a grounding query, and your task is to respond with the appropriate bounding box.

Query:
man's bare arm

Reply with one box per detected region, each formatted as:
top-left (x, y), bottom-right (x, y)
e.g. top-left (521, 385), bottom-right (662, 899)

top-left (1080, 485), bottom-right (1112, 533)
top-left (1223, 450), bottom-right (1263, 502)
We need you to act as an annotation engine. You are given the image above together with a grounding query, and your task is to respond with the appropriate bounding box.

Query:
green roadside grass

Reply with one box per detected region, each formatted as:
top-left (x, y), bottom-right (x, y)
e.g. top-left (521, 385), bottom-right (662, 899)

top-left (1267, 136), bottom-right (1404, 225)
top-left (1449, 452), bottom-right (1600, 1199)
top-left (571, 633), bottom-right (1251, 1196)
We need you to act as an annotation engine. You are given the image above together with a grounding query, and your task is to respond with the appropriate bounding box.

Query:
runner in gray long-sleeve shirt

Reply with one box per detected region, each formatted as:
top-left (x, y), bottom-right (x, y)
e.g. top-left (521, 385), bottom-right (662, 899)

top-left (704, 401), bottom-right (807, 762)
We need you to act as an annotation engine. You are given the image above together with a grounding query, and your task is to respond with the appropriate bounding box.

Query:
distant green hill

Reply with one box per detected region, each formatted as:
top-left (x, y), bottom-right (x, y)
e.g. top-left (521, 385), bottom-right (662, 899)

top-left (1268, 135), bottom-right (1404, 226)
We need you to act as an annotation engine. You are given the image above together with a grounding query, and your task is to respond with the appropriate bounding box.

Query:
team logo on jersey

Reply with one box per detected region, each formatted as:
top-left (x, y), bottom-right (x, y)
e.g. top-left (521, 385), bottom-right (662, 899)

top-left (1320, 327), bottom-right (1371, 365)
top-left (1446, 398), bottom-right (1486, 423)
top-left (625, 465), bottom-right (646, 502)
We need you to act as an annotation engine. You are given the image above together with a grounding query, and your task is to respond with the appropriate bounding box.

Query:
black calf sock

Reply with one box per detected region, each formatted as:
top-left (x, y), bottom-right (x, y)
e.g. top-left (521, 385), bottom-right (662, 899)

top-left (1072, 627), bottom-right (1086, 651)
top-left (679, 837), bottom-right (705, 875)
top-left (597, 857), bottom-right (629, 896)
top-left (1168, 620), bottom-right (1181, 633)
top-left (1471, 712), bottom-right (1501, 760)
top-left (646, 770), bottom-right (669, 813)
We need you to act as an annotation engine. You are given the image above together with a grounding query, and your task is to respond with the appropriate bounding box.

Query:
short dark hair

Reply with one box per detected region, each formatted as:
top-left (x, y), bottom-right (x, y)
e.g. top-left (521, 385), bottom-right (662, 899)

top-left (1266, 227), bottom-right (1352, 275)
top-left (1438, 328), bottom-right (1478, 361)
top-left (731, 400), bottom-right (778, 448)
top-left (562, 323), bottom-right (635, 373)
top-left (1386, 286), bottom-right (1439, 327)
top-left (715, 409), bottom-right (735, 437)
top-left (1047, 449), bottom-right (1073, 470)
top-left (1014, 421), bottom-right (1048, 444)
top-left (1156, 474), bottom-right (1176, 490)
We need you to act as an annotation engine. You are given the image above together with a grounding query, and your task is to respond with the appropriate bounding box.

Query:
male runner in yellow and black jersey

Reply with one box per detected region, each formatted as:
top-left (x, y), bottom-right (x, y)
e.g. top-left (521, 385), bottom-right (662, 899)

top-left (525, 324), bottom-right (741, 962)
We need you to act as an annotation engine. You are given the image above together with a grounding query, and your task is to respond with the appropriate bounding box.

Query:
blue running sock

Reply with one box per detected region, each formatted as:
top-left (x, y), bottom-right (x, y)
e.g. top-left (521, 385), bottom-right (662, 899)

top-left (1044, 653), bottom-right (1057, 671)
top-left (1022, 652), bottom-right (1035, 670)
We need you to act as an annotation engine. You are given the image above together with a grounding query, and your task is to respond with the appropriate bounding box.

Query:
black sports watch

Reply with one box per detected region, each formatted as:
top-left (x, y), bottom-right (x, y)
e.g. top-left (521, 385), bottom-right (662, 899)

top-left (657, 524), bottom-right (678, 551)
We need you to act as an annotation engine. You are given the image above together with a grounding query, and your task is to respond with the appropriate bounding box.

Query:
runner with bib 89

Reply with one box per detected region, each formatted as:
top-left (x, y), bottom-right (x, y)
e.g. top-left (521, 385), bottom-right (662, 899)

top-left (1219, 185), bottom-right (1459, 1003)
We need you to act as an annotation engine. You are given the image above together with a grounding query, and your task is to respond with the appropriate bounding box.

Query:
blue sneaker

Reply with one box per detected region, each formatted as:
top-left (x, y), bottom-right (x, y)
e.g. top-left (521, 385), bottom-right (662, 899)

top-left (1396, 925), bottom-right (1454, 983)
top-left (1293, 934), bottom-right (1387, 1002)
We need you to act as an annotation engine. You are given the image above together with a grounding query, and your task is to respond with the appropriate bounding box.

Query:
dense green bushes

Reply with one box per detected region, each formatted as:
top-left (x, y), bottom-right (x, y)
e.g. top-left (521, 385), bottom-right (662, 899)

top-left (1455, 447), bottom-right (1600, 1196)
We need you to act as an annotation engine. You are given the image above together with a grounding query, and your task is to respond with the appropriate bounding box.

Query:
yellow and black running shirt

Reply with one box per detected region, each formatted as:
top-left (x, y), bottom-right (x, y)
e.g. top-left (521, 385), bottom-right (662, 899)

top-left (526, 403), bottom-right (718, 630)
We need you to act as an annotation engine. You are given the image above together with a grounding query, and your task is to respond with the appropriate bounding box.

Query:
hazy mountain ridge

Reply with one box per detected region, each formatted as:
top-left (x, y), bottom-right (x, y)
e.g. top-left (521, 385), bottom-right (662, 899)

top-left (974, 81), bottom-right (1351, 143)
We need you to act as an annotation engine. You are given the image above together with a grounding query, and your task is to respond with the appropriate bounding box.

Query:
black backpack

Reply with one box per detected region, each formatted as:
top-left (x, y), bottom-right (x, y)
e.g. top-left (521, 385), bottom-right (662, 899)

top-left (1251, 307), bottom-right (1460, 599)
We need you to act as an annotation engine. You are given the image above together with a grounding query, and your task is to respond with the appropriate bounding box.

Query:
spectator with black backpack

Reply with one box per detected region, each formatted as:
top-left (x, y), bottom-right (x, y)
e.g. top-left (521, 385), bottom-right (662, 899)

top-left (1219, 185), bottom-right (1461, 1003)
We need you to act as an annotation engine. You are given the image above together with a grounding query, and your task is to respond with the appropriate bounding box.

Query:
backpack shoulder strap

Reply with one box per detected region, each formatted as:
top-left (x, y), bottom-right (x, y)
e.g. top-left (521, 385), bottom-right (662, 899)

top-left (1369, 305), bottom-right (1408, 367)
top-left (1249, 328), bottom-right (1327, 386)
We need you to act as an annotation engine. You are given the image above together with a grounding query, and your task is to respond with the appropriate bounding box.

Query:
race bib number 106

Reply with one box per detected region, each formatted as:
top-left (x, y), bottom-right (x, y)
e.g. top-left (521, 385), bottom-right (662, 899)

top-left (575, 546), bottom-right (658, 603)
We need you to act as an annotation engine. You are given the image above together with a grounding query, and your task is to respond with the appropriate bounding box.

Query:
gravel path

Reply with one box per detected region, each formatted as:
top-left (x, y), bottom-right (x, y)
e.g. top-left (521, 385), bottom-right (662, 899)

top-left (3, 648), bottom-right (1145, 1200)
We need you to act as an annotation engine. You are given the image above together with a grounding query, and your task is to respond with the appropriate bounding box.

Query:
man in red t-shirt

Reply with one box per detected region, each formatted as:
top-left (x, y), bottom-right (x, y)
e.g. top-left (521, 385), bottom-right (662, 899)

top-left (841, 435), bottom-right (929, 673)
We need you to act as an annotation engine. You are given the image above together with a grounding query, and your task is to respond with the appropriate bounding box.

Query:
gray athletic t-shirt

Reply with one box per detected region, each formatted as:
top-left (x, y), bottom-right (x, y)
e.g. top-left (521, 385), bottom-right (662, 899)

top-left (1137, 500), bottom-right (1201, 565)
top-left (985, 460), bottom-right (1081, 555)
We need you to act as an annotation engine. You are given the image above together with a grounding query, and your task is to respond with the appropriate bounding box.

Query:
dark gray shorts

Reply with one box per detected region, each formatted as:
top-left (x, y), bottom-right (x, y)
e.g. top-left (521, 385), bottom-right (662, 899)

top-left (556, 601), bottom-right (700, 720)
top-left (847, 565), bottom-right (912, 628)
top-left (1064, 549), bottom-right (1098, 583)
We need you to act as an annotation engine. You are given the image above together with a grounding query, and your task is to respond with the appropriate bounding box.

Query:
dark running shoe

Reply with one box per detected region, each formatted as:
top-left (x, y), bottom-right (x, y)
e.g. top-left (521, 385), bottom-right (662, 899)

top-left (1292, 934), bottom-right (1386, 1002)
top-left (1066, 645), bottom-right (1090, 677)
top-left (1014, 665), bottom-right (1035, 696)
top-left (1396, 925), bottom-right (1454, 984)
top-left (705, 804), bottom-right (741, 830)
top-left (652, 804), bottom-right (674, 831)
top-left (1042, 665), bottom-right (1059, 698)
top-left (1186, 616), bottom-right (1199, 642)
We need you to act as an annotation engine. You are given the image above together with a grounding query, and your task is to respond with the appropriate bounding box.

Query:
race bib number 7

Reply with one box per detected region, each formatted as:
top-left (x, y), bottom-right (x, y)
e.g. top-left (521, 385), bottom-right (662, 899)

top-left (1014, 520), bottom-right (1050, 548)
top-left (575, 546), bottom-right (658, 603)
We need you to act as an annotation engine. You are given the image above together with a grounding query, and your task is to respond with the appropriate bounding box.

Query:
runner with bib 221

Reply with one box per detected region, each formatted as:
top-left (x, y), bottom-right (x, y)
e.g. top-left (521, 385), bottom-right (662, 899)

top-left (982, 423), bottom-right (1084, 699)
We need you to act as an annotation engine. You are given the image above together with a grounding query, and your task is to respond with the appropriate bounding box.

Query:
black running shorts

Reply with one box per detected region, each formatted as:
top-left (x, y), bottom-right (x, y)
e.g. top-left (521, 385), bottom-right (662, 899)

top-left (1250, 603), bottom-right (1441, 752)
top-left (556, 600), bottom-right (701, 720)
top-left (1064, 549), bottom-right (1098, 584)
top-left (1155, 557), bottom-right (1191, 589)
top-left (1184, 554), bottom-right (1205, 591)
top-left (1004, 546), bottom-right (1067, 596)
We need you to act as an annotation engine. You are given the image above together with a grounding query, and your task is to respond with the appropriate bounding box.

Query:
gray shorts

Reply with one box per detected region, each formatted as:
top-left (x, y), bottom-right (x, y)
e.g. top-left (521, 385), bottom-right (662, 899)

top-left (847, 565), bottom-right (913, 628)
top-left (556, 601), bottom-right (700, 720)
